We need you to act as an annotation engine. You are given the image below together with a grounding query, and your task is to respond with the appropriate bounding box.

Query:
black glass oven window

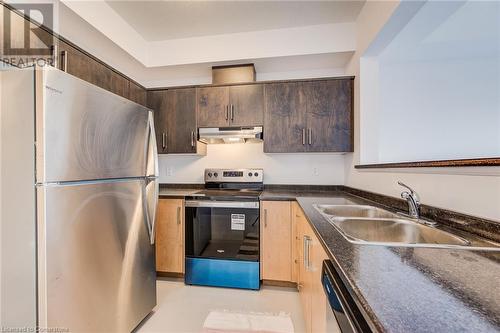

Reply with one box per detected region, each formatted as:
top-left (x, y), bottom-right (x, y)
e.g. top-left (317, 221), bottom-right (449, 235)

top-left (185, 206), bottom-right (259, 261)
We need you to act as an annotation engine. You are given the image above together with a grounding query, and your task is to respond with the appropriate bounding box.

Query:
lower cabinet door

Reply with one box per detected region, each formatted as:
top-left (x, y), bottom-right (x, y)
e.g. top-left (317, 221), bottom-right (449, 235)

top-left (261, 201), bottom-right (293, 281)
top-left (311, 235), bottom-right (330, 333)
top-left (155, 199), bottom-right (184, 273)
top-left (295, 202), bottom-right (329, 333)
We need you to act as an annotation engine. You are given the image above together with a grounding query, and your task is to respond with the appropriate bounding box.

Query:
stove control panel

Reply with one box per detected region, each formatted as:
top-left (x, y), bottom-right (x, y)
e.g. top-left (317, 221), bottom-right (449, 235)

top-left (205, 168), bottom-right (263, 183)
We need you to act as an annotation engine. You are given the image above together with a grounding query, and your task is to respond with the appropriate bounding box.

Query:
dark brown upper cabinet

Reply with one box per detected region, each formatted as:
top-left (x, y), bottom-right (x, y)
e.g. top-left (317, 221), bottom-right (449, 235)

top-left (58, 40), bottom-right (102, 86)
top-left (263, 82), bottom-right (307, 153)
top-left (2, 5), bottom-right (146, 105)
top-left (148, 89), bottom-right (206, 155)
top-left (129, 81), bottom-right (147, 106)
top-left (229, 84), bottom-right (264, 126)
top-left (264, 78), bottom-right (353, 153)
top-left (147, 90), bottom-right (171, 154)
top-left (109, 72), bottom-right (129, 99)
top-left (58, 40), bottom-right (130, 99)
top-left (197, 86), bottom-right (229, 127)
top-left (303, 79), bottom-right (353, 152)
top-left (197, 84), bottom-right (264, 127)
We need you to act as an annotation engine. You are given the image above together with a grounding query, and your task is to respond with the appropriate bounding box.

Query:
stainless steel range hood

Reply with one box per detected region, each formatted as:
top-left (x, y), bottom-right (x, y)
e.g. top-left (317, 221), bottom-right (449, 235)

top-left (198, 127), bottom-right (263, 144)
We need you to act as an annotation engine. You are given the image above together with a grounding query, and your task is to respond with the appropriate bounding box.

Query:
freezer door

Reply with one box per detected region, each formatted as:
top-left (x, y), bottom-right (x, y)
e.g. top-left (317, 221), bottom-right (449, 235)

top-left (37, 179), bottom-right (156, 332)
top-left (36, 68), bottom-right (151, 183)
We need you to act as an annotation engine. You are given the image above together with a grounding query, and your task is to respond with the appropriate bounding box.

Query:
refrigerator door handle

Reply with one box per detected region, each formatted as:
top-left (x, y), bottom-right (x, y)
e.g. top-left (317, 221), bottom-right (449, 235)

top-left (147, 111), bottom-right (159, 178)
top-left (145, 111), bottom-right (159, 244)
top-left (145, 177), bottom-right (159, 245)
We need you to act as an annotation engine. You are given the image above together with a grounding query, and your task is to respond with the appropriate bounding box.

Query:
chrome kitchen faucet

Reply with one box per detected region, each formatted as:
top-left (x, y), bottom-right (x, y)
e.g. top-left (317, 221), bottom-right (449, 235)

top-left (398, 181), bottom-right (421, 219)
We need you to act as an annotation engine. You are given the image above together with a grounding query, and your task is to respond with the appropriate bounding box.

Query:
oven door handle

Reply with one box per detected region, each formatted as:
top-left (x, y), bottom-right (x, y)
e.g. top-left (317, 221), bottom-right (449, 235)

top-left (185, 200), bottom-right (259, 209)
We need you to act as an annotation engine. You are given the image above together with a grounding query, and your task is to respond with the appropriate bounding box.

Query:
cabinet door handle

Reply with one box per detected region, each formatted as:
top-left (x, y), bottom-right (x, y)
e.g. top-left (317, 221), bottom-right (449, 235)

top-left (60, 50), bottom-right (68, 72)
top-left (50, 44), bottom-right (58, 68)
top-left (308, 128), bottom-right (312, 145)
top-left (230, 104), bottom-right (234, 121)
top-left (225, 105), bottom-right (229, 120)
top-left (191, 131), bottom-right (195, 147)
top-left (264, 209), bottom-right (268, 228)
top-left (177, 206), bottom-right (181, 225)
top-left (302, 128), bottom-right (306, 145)
top-left (303, 235), bottom-right (311, 270)
top-left (162, 132), bottom-right (166, 149)
top-left (303, 236), bottom-right (307, 269)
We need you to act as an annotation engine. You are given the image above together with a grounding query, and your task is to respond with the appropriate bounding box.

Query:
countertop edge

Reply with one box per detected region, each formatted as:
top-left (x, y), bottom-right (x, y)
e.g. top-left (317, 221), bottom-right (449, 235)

top-left (295, 196), bottom-right (385, 332)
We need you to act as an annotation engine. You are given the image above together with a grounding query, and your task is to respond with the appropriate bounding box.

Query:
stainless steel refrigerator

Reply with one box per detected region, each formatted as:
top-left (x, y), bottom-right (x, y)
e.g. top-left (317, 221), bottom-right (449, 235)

top-left (0, 65), bottom-right (158, 332)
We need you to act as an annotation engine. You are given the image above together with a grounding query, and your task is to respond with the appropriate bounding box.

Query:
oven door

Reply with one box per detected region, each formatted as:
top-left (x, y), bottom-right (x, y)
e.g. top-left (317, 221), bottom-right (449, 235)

top-left (185, 200), bottom-right (260, 261)
top-left (184, 200), bottom-right (260, 290)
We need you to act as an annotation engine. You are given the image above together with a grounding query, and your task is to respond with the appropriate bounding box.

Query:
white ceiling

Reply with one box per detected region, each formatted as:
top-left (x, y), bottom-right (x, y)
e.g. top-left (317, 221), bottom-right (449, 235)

top-left (106, 0), bottom-right (365, 41)
top-left (60, 0), bottom-right (364, 84)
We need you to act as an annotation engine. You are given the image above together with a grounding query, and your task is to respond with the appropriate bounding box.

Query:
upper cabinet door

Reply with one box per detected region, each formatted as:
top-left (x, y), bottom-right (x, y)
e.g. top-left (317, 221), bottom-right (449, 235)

top-left (109, 71), bottom-right (129, 99)
top-left (129, 81), bottom-right (147, 106)
top-left (167, 88), bottom-right (197, 154)
top-left (263, 82), bottom-right (307, 153)
top-left (228, 84), bottom-right (264, 126)
top-left (197, 86), bottom-right (229, 127)
top-left (304, 79), bottom-right (353, 152)
top-left (58, 40), bottom-right (113, 93)
top-left (58, 41), bottom-right (92, 82)
top-left (147, 90), bottom-right (172, 154)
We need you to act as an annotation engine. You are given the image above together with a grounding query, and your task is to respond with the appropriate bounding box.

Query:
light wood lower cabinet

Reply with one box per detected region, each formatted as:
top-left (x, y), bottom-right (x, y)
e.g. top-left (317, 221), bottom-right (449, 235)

top-left (293, 202), bottom-right (330, 333)
top-left (155, 198), bottom-right (184, 274)
top-left (295, 202), bottom-right (314, 332)
top-left (260, 201), bottom-right (294, 282)
top-left (311, 228), bottom-right (329, 333)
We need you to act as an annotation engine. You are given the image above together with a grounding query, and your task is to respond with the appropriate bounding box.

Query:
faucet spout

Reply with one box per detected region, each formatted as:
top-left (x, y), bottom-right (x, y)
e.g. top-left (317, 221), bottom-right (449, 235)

top-left (398, 181), bottom-right (420, 219)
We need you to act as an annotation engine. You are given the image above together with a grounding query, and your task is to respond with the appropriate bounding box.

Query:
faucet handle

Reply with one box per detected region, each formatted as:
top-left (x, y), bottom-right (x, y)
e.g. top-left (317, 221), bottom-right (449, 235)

top-left (397, 181), bottom-right (420, 203)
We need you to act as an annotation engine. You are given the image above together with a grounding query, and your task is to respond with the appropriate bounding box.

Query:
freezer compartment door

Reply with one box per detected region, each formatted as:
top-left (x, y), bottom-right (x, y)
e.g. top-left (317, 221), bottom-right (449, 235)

top-left (37, 179), bottom-right (156, 332)
top-left (37, 68), bottom-right (151, 183)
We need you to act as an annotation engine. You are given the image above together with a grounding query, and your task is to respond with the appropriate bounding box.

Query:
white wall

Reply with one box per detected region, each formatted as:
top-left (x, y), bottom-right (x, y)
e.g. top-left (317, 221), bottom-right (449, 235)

top-left (344, 1), bottom-right (500, 222)
top-left (363, 1), bottom-right (500, 163)
top-left (159, 143), bottom-right (345, 185)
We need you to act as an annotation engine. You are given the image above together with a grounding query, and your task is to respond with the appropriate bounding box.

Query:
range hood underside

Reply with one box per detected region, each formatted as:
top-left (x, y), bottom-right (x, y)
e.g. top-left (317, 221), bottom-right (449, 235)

top-left (198, 127), bottom-right (263, 144)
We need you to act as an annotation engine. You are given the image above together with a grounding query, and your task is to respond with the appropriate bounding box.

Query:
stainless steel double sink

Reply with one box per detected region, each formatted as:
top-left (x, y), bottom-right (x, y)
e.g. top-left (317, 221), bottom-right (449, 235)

top-left (314, 204), bottom-right (499, 250)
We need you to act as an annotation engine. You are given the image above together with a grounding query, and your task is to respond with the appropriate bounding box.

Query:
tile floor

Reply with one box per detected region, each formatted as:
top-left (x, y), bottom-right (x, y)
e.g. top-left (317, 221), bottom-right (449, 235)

top-left (136, 278), bottom-right (306, 333)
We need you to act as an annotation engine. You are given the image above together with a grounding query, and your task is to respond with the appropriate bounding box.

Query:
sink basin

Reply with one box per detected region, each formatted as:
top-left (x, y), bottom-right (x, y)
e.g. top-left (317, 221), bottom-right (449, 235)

top-left (315, 204), bottom-right (400, 219)
top-left (313, 204), bottom-right (477, 248)
top-left (331, 218), bottom-right (469, 246)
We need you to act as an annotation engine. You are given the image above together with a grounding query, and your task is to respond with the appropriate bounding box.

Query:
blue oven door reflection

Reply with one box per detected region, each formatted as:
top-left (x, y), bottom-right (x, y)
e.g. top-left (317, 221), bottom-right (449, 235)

top-left (185, 257), bottom-right (260, 290)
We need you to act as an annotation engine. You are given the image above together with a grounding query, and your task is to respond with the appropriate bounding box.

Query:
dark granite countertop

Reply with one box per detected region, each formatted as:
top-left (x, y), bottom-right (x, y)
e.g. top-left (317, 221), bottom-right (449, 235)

top-left (259, 185), bottom-right (344, 201)
top-left (259, 189), bottom-right (341, 201)
top-left (159, 188), bottom-right (200, 197)
top-left (158, 183), bottom-right (500, 331)
top-left (296, 195), bottom-right (500, 333)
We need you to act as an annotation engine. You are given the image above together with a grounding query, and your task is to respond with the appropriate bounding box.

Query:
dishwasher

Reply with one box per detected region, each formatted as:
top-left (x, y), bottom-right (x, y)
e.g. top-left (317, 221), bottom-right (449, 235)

top-left (322, 260), bottom-right (372, 333)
